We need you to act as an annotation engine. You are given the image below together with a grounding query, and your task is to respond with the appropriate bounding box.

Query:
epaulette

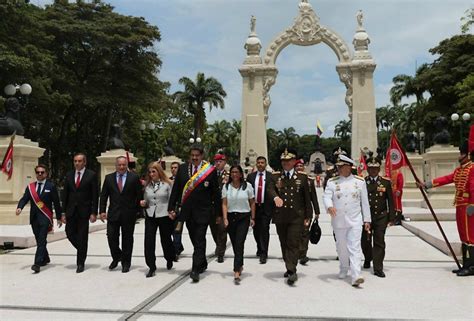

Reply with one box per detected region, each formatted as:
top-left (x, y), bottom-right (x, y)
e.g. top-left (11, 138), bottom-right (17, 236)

top-left (380, 176), bottom-right (391, 181)
top-left (354, 175), bottom-right (364, 181)
top-left (297, 171), bottom-right (307, 176)
top-left (273, 171), bottom-right (281, 175)
top-left (326, 166), bottom-right (335, 171)
top-left (328, 176), bottom-right (340, 181)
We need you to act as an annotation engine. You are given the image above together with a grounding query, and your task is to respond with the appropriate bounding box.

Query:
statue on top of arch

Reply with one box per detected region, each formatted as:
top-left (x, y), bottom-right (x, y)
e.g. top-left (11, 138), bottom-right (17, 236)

top-left (357, 10), bottom-right (364, 29)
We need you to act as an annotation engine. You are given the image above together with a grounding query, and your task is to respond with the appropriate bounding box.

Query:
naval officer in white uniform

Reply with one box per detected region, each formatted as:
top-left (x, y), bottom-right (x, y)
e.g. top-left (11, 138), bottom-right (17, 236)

top-left (323, 154), bottom-right (371, 287)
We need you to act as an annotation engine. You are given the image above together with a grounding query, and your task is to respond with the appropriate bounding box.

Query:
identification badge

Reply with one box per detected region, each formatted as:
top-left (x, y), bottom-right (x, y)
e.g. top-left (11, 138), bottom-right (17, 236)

top-left (204, 181), bottom-right (209, 187)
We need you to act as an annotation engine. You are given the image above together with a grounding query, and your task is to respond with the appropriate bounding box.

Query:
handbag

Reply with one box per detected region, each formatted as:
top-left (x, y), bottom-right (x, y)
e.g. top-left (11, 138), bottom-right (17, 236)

top-left (309, 219), bottom-right (322, 244)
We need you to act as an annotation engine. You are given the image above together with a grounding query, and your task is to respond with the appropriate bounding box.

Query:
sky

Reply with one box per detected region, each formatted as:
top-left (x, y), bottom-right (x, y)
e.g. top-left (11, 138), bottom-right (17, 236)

top-left (34, 0), bottom-right (472, 136)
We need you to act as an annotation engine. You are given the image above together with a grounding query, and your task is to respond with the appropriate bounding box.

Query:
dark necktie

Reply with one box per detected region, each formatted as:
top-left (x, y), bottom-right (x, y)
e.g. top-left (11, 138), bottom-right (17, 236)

top-left (286, 172), bottom-right (290, 179)
top-left (257, 173), bottom-right (263, 204)
top-left (193, 166), bottom-right (198, 176)
top-left (118, 174), bottom-right (123, 192)
top-left (37, 182), bottom-right (42, 195)
top-left (75, 172), bottom-right (81, 188)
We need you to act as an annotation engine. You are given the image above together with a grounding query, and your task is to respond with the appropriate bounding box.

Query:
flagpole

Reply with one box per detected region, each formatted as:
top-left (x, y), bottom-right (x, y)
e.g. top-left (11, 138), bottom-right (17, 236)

top-left (395, 134), bottom-right (461, 269)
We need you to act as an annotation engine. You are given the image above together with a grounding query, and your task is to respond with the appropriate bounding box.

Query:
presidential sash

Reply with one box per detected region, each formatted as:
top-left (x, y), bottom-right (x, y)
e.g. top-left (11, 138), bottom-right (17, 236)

top-left (28, 182), bottom-right (54, 232)
top-left (181, 162), bottom-right (216, 205)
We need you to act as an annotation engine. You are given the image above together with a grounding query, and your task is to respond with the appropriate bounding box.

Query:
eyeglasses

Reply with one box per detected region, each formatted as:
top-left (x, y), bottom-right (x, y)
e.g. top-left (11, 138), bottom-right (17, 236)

top-left (36, 171), bottom-right (45, 174)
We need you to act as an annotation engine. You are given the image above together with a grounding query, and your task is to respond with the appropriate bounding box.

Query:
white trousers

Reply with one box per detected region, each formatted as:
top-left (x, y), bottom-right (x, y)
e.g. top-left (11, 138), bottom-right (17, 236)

top-left (334, 226), bottom-right (362, 282)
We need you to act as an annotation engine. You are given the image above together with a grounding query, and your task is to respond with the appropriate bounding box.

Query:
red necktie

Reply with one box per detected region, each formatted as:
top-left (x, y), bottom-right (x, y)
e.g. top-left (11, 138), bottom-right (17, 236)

top-left (118, 174), bottom-right (123, 192)
top-left (75, 172), bottom-right (81, 188)
top-left (257, 173), bottom-right (263, 204)
top-left (193, 166), bottom-right (198, 176)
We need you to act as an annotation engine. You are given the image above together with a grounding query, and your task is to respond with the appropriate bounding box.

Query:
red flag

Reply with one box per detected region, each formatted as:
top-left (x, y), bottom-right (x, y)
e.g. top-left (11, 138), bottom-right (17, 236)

top-left (385, 131), bottom-right (407, 177)
top-left (357, 150), bottom-right (367, 176)
top-left (1, 134), bottom-right (15, 180)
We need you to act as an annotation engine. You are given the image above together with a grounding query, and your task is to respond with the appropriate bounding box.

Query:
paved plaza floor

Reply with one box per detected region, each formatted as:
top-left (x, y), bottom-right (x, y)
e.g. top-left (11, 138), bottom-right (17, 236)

top-left (1, 189), bottom-right (473, 320)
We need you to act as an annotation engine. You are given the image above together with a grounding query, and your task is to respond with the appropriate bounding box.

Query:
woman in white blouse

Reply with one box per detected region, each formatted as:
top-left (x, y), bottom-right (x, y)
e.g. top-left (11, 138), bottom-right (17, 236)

top-left (140, 162), bottom-right (176, 278)
top-left (222, 165), bottom-right (256, 283)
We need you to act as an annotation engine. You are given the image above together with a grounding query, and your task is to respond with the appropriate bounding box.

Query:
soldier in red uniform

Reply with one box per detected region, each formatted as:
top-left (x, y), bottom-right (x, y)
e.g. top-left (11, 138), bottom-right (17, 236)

top-left (391, 169), bottom-right (404, 225)
top-left (421, 125), bottom-right (474, 277)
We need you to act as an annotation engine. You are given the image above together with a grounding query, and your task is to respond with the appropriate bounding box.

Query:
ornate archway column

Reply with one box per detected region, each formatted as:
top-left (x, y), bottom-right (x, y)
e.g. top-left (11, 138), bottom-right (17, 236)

top-left (349, 10), bottom-right (378, 156)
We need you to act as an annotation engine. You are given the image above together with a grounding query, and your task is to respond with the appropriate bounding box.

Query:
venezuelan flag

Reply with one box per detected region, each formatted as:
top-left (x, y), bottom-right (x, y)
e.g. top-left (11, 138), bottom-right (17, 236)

top-left (316, 121), bottom-right (323, 137)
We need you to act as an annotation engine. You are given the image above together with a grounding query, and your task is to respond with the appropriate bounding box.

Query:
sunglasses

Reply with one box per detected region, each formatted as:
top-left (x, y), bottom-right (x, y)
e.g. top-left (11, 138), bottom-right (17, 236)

top-left (36, 171), bottom-right (45, 174)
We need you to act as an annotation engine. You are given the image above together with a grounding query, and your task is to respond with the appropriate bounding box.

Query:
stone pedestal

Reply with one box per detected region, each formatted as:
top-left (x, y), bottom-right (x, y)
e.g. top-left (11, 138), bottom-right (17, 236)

top-left (0, 135), bottom-right (45, 225)
top-left (308, 151), bottom-right (327, 175)
top-left (96, 149), bottom-right (137, 184)
top-left (160, 155), bottom-right (183, 178)
top-left (422, 144), bottom-right (458, 209)
top-left (401, 152), bottom-right (425, 204)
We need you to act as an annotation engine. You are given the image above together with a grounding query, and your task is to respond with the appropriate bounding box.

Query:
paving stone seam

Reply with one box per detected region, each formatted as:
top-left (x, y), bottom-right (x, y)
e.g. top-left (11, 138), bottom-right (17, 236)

top-left (0, 305), bottom-right (129, 314)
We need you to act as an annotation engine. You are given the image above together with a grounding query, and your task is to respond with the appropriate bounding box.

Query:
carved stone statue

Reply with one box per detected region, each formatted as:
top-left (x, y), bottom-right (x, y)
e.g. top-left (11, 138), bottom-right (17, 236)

top-left (246, 148), bottom-right (258, 168)
top-left (405, 133), bottom-right (418, 152)
top-left (107, 123), bottom-right (125, 150)
top-left (0, 97), bottom-right (25, 136)
top-left (163, 138), bottom-right (175, 156)
top-left (356, 10), bottom-right (364, 28)
top-left (432, 116), bottom-right (450, 144)
top-left (250, 15), bottom-right (256, 34)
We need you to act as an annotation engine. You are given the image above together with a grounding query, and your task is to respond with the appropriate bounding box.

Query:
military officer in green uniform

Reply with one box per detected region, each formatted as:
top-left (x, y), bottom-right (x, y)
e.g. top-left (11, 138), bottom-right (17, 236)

top-left (211, 153), bottom-right (229, 263)
top-left (273, 149), bottom-right (312, 285)
top-left (361, 156), bottom-right (395, 277)
top-left (294, 159), bottom-right (320, 265)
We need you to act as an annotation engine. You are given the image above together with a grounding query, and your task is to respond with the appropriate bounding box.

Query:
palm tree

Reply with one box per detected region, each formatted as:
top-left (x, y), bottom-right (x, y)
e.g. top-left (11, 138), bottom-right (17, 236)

top-left (334, 119), bottom-right (352, 141)
top-left (173, 72), bottom-right (227, 138)
top-left (278, 127), bottom-right (299, 147)
top-left (390, 64), bottom-right (428, 106)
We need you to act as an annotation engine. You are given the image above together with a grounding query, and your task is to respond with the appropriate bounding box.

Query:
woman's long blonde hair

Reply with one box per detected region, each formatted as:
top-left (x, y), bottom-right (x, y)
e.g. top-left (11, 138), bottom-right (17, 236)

top-left (145, 161), bottom-right (172, 186)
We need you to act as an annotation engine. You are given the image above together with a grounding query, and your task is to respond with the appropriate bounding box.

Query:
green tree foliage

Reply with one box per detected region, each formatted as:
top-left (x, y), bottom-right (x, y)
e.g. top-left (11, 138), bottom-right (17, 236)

top-left (205, 119), bottom-right (241, 164)
top-left (173, 72), bottom-right (227, 139)
top-left (0, 1), bottom-right (187, 182)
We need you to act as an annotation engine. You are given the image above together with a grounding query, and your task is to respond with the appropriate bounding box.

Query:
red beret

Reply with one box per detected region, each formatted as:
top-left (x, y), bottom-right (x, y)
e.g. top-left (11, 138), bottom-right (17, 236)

top-left (295, 159), bottom-right (304, 166)
top-left (213, 154), bottom-right (226, 161)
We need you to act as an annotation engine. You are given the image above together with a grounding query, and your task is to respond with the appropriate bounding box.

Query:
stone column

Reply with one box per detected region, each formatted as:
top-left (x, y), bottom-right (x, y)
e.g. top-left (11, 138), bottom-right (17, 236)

top-left (0, 136), bottom-right (45, 224)
top-left (422, 144), bottom-right (458, 209)
top-left (96, 149), bottom-right (137, 185)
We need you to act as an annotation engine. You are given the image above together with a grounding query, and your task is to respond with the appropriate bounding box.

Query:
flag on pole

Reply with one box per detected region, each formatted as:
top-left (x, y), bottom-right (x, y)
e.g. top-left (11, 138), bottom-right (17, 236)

top-left (357, 150), bottom-right (367, 176)
top-left (316, 121), bottom-right (323, 137)
top-left (1, 133), bottom-right (15, 180)
top-left (385, 131), bottom-right (407, 177)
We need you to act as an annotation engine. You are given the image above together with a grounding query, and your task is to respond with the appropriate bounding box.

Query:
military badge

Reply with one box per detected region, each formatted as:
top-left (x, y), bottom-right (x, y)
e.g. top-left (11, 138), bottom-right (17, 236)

top-left (204, 181), bottom-right (209, 187)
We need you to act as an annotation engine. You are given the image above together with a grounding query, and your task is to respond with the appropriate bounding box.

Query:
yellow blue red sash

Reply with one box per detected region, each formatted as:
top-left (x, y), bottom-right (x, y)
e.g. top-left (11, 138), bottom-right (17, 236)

top-left (181, 162), bottom-right (215, 205)
top-left (28, 182), bottom-right (53, 232)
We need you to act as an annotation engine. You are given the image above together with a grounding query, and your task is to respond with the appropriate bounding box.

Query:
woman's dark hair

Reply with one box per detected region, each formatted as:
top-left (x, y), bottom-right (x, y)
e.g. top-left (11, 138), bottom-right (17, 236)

top-left (226, 165), bottom-right (247, 190)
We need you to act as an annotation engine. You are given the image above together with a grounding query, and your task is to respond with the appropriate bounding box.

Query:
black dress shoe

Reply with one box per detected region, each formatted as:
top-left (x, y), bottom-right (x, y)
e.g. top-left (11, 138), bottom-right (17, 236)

top-left (198, 265), bottom-right (207, 274)
top-left (374, 270), bottom-right (386, 278)
top-left (109, 259), bottom-right (120, 270)
top-left (166, 260), bottom-right (173, 270)
top-left (122, 265), bottom-right (130, 273)
top-left (452, 268), bottom-right (461, 273)
top-left (456, 267), bottom-right (474, 277)
top-left (217, 256), bottom-right (224, 263)
top-left (173, 255), bottom-right (179, 262)
top-left (299, 256), bottom-right (309, 265)
top-left (146, 269), bottom-right (156, 278)
top-left (76, 265), bottom-right (85, 273)
top-left (287, 273), bottom-right (297, 285)
top-left (190, 271), bottom-right (200, 282)
top-left (284, 270), bottom-right (291, 278)
top-left (31, 264), bottom-right (40, 273)
top-left (363, 261), bottom-right (371, 269)
top-left (260, 256), bottom-right (267, 264)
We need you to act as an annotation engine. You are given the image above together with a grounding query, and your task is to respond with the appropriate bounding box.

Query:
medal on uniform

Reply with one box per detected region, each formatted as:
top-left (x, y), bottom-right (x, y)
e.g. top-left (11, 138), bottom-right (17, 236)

top-left (37, 201), bottom-right (44, 209)
top-left (204, 181), bottom-right (209, 187)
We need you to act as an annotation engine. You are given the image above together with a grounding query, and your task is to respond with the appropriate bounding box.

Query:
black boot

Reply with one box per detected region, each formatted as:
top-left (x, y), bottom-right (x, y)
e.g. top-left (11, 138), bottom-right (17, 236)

top-left (452, 244), bottom-right (466, 273)
top-left (456, 245), bottom-right (474, 277)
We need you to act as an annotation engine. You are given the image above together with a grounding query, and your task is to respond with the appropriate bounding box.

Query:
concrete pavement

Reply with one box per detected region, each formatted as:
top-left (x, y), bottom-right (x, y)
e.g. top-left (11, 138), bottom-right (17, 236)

top-left (1, 188), bottom-right (473, 320)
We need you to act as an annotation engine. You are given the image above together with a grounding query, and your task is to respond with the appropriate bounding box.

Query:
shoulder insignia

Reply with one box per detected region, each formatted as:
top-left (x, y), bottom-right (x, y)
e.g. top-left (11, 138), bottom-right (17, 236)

top-left (380, 176), bottom-right (391, 181)
top-left (273, 171), bottom-right (281, 175)
top-left (297, 171), bottom-right (307, 176)
top-left (328, 176), bottom-right (340, 181)
top-left (354, 175), bottom-right (364, 181)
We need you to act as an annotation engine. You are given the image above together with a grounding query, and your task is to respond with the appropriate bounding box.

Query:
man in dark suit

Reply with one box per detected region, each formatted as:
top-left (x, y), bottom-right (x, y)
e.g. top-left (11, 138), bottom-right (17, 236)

top-left (16, 164), bottom-right (63, 273)
top-left (246, 156), bottom-right (276, 264)
top-left (211, 153), bottom-right (228, 263)
top-left (62, 153), bottom-right (98, 273)
top-left (169, 161), bottom-right (184, 261)
top-left (273, 149), bottom-right (312, 285)
top-left (99, 156), bottom-right (143, 273)
top-left (168, 144), bottom-right (220, 282)
top-left (361, 156), bottom-right (395, 277)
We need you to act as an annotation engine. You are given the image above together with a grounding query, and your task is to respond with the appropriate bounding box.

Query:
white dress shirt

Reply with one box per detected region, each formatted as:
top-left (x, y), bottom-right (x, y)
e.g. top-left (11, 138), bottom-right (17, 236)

top-left (253, 171), bottom-right (267, 203)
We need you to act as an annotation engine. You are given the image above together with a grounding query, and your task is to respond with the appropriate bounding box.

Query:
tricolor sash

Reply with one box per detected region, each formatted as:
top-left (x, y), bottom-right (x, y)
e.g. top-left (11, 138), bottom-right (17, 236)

top-left (28, 182), bottom-right (54, 232)
top-left (181, 162), bottom-right (216, 205)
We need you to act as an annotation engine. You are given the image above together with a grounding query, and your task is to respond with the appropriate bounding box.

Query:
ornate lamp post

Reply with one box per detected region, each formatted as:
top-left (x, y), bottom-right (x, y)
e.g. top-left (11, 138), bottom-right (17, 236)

top-left (419, 131), bottom-right (425, 155)
top-left (1, 83), bottom-right (32, 136)
top-left (451, 112), bottom-right (471, 145)
top-left (140, 122), bottom-right (157, 167)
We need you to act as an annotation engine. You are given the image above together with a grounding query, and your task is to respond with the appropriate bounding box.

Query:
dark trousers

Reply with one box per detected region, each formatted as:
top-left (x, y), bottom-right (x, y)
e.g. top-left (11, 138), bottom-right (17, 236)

top-left (106, 215), bottom-right (136, 266)
top-left (253, 204), bottom-right (271, 257)
top-left (65, 213), bottom-right (89, 265)
top-left (361, 220), bottom-right (387, 271)
top-left (144, 216), bottom-right (176, 270)
top-left (276, 221), bottom-right (303, 273)
top-left (186, 216), bottom-right (208, 273)
top-left (227, 212), bottom-right (250, 272)
top-left (31, 214), bottom-right (50, 265)
top-left (299, 220), bottom-right (311, 259)
top-left (209, 216), bottom-right (227, 257)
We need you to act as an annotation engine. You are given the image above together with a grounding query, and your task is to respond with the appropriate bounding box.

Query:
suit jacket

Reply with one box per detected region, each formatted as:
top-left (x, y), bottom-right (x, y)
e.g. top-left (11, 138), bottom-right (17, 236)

top-left (17, 180), bottom-right (62, 224)
top-left (168, 162), bottom-right (220, 224)
top-left (62, 168), bottom-right (99, 218)
top-left (365, 175), bottom-right (395, 223)
top-left (246, 170), bottom-right (277, 216)
top-left (99, 171), bottom-right (142, 223)
top-left (307, 176), bottom-right (321, 215)
top-left (272, 171), bottom-right (312, 224)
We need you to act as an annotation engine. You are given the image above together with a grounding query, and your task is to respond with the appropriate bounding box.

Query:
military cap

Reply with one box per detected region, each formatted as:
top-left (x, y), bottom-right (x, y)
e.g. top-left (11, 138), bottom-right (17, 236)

top-left (333, 147), bottom-right (348, 156)
top-left (336, 154), bottom-right (355, 166)
top-left (295, 158), bottom-right (304, 166)
top-left (366, 157), bottom-right (381, 168)
top-left (280, 148), bottom-right (297, 160)
top-left (213, 153), bottom-right (226, 161)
